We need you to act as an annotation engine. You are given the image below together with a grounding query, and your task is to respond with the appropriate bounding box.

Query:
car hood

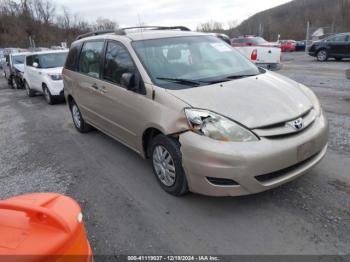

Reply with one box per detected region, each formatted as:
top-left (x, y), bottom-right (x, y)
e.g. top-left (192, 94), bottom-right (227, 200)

top-left (40, 67), bottom-right (63, 74)
top-left (165, 71), bottom-right (313, 129)
top-left (13, 64), bottom-right (24, 72)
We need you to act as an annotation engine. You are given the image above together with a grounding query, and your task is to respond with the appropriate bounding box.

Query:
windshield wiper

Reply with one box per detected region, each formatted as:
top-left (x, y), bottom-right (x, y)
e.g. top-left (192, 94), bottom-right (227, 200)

top-left (156, 77), bottom-right (204, 86)
top-left (204, 74), bottom-right (258, 85)
top-left (226, 74), bottom-right (258, 80)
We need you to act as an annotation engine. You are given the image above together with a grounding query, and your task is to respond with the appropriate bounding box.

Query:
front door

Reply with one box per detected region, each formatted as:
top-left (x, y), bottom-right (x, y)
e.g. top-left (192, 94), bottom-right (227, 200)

top-left (97, 40), bottom-right (145, 151)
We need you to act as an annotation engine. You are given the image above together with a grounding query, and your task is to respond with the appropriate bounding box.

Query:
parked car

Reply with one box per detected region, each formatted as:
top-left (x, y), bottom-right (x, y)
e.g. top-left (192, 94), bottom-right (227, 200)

top-left (295, 40), bottom-right (306, 51)
top-left (279, 40), bottom-right (296, 52)
top-left (24, 50), bottom-right (68, 104)
top-left (231, 36), bottom-right (281, 70)
top-left (3, 52), bottom-right (31, 89)
top-left (63, 26), bottom-right (328, 197)
top-left (308, 32), bottom-right (350, 61)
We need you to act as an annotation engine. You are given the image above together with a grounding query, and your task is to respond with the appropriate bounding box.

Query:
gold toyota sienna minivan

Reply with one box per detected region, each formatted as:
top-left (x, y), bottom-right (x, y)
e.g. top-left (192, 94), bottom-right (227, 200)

top-left (63, 26), bottom-right (328, 197)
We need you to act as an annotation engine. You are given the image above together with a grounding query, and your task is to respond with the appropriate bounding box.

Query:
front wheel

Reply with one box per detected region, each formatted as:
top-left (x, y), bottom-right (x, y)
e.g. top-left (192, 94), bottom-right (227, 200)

top-left (11, 77), bottom-right (18, 89)
top-left (25, 81), bottom-right (35, 97)
top-left (317, 50), bottom-right (328, 62)
top-left (8, 76), bottom-right (14, 89)
top-left (150, 135), bottom-right (188, 196)
top-left (43, 85), bottom-right (54, 105)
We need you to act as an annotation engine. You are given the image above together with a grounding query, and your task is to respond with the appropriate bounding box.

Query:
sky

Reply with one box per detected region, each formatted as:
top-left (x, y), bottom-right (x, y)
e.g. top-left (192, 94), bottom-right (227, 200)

top-left (55, 0), bottom-right (292, 30)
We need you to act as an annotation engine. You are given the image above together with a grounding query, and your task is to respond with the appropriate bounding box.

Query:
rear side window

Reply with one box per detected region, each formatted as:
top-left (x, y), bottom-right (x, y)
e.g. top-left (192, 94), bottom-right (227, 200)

top-left (78, 41), bottom-right (104, 78)
top-left (26, 56), bottom-right (33, 66)
top-left (65, 43), bottom-right (82, 71)
top-left (327, 35), bottom-right (347, 42)
top-left (103, 41), bottom-right (136, 85)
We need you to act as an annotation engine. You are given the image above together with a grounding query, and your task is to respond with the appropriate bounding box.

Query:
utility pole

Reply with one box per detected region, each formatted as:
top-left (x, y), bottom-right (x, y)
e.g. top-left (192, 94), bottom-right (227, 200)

top-left (305, 21), bottom-right (310, 56)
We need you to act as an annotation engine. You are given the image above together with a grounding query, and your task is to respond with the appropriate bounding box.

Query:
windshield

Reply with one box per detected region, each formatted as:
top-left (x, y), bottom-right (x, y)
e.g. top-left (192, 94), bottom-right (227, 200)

top-left (132, 36), bottom-right (260, 89)
top-left (38, 52), bottom-right (68, 69)
top-left (251, 37), bottom-right (268, 45)
top-left (12, 55), bottom-right (26, 64)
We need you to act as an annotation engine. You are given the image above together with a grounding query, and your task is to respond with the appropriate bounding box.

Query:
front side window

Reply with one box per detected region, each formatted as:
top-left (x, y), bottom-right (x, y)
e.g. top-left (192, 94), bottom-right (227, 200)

top-left (26, 56), bottom-right (33, 66)
top-left (37, 52), bottom-right (68, 69)
top-left (78, 41), bottom-right (104, 78)
top-left (103, 41), bottom-right (136, 85)
top-left (132, 36), bottom-right (260, 89)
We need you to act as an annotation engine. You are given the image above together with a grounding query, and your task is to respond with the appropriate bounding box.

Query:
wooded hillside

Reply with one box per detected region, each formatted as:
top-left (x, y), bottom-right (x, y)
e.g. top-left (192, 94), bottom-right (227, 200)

top-left (0, 0), bottom-right (117, 48)
top-left (230, 0), bottom-right (350, 41)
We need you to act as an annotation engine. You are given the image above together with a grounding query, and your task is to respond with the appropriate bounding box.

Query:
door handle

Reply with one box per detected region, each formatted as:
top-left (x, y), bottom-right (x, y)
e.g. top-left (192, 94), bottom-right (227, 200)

top-left (100, 86), bottom-right (107, 94)
top-left (91, 83), bottom-right (99, 90)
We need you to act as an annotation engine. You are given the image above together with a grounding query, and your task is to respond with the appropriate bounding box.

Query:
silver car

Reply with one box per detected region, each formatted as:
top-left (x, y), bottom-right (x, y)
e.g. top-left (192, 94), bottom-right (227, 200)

top-left (63, 26), bottom-right (328, 197)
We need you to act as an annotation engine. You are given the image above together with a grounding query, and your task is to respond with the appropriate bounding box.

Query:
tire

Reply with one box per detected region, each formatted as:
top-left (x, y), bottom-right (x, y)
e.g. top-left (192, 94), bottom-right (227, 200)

top-left (150, 134), bottom-right (189, 196)
top-left (11, 77), bottom-right (18, 89)
top-left (70, 100), bottom-right (92, 133)
top-left (8, 76), bottom-right (14, 89)
top-left (25, 81), bottom-right (35, 97)
top-left (43, 85), bottom-right (55, 105)
top-left (316, 49), bottom-right (328, 62)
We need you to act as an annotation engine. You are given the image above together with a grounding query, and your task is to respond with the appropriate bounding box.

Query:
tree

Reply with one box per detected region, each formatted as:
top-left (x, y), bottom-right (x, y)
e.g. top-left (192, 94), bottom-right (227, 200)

top-left (92, 17), bottom-right (118, 31)
top-left (196, 20), bottom-right (224, 32)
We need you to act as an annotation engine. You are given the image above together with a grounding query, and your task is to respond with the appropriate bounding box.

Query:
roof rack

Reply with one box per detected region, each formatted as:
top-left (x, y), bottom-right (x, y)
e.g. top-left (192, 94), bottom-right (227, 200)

top-left (76, 26), bottom-right (191, 40)
top-left (76, 30), bottom-right (115, 40)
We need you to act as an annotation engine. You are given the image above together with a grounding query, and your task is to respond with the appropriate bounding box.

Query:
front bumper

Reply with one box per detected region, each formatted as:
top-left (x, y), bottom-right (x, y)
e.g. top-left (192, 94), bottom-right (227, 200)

top-left (47, 80), bottom-right (64, 96)
top-left (179, 113), bottom-right (328, 196)
top-left (308, 51), bottom-right (316, 57)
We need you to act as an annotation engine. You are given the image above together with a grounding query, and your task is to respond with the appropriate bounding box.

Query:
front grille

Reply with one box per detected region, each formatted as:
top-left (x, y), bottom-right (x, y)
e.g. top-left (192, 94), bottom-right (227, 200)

top-left (206, 177), bottom-right (239, 186)
top-left (255, 152), bottom-right (319, 183)
top-left (253, 109), bottom-right (317, 139)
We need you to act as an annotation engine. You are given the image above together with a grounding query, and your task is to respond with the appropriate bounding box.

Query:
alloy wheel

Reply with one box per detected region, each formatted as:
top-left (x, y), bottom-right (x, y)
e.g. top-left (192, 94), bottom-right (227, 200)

top-left (72, 105), bottom-right (81, 129)
top-left (44, 87), bottom-right (51, 104)
top-left (317, 50), bottom-right (327, 61)
top-left (152, 145), bottom-right (176, 187)
top-left (12, 78), bottom-right (17, 89)
top-left (25, 83), bottom-right (30, 96)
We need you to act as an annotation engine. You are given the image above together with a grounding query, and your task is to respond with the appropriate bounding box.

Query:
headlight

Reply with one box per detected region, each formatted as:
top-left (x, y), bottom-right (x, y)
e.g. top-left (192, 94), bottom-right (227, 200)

top-left (48, 73), bottom-right (63, 81)
top-left (299, 84), bottom-right (321, 115)
top-left (184, 109), bottom-right (259, 142)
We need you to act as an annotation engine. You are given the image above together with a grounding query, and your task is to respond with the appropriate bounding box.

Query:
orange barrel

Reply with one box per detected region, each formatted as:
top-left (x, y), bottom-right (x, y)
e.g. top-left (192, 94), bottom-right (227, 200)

top-left (0, 193), bottom-right (92, 262)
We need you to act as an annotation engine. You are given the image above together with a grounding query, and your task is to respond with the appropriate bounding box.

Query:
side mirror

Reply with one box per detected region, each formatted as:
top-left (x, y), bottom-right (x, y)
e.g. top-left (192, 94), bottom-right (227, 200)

top-left (33, 62), bottom-right (39, 68)
top-left (121, 72), bottom-right (146, 95)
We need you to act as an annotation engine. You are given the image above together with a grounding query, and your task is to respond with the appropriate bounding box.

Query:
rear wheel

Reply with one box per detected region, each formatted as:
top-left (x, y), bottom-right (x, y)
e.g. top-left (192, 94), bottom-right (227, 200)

top-left (70, 101), bottom-right (92, 133)
top-left (316, 49), bottom-right (328, 62)
top-left (150, 135), bottom-right (188, 196)
top-left (25, 81), bottom-right (35, 97)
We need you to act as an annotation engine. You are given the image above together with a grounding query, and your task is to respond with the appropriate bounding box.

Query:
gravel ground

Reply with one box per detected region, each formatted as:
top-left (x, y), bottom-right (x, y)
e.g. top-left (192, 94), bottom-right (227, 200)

top-left (0, 52), bottom-right (349, 256)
